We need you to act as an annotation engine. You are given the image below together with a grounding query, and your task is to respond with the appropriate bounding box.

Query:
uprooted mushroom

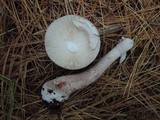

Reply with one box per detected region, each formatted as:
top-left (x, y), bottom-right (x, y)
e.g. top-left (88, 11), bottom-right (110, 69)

top-left (41, 37), bottom-right (134, 106)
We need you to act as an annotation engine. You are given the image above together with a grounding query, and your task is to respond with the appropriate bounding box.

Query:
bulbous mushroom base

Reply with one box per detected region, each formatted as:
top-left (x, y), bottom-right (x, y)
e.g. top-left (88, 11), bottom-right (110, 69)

top-left (41, 82), bottom-right (70, 104)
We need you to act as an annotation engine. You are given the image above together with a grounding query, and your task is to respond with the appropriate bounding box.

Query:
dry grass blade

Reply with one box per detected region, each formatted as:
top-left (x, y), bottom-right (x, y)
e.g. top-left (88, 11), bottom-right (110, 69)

top-left (0, 0), bottom-right (160, 120)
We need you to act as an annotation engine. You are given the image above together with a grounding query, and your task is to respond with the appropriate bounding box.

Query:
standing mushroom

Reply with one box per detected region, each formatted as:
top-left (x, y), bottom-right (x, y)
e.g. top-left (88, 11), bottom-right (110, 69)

top-left (41, 37), bottom-right (134, 106)
top-left (45, 15), bottom-right (100, 70)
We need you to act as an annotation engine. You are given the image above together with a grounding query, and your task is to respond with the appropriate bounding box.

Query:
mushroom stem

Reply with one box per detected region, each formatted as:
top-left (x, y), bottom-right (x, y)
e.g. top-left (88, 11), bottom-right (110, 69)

top-left (41, 37), bottom-right (134, 103)
top-left (63, 37), bottom-right (133, 93)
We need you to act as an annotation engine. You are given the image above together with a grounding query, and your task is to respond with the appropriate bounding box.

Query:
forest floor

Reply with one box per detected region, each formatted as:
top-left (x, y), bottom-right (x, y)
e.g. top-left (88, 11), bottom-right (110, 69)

top-left (0, 0), bottom-right (160, 120)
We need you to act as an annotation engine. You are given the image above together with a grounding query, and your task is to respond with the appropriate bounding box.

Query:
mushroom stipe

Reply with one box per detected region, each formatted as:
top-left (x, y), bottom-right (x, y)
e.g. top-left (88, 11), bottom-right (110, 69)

top-left (41, 37), bottom-right (134, 105)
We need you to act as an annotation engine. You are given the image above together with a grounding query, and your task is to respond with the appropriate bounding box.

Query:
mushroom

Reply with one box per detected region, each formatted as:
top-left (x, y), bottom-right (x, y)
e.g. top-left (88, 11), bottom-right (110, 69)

top-left (41, 37), bottom-right (134, 106)
top-left (45, 15), bottom-right (100, 70)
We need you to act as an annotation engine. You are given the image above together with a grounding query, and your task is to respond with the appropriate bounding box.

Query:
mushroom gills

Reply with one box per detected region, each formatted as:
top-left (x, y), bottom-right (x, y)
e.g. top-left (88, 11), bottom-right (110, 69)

top-left (45, 15), bottom-right (100, 70)
top-left (72, 18), bottom-right (99, 49)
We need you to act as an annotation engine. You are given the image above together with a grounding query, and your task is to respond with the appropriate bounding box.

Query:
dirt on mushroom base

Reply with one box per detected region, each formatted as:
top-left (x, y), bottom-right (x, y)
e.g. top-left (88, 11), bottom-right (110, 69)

top-left (0, 0), bottom-right (160, 120)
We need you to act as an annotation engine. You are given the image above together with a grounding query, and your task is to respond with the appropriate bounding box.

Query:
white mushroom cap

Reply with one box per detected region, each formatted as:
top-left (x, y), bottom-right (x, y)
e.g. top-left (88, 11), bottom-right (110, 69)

top-left (45, 15), bottom-right (100, 70)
